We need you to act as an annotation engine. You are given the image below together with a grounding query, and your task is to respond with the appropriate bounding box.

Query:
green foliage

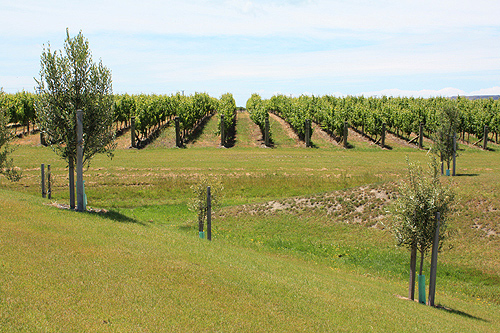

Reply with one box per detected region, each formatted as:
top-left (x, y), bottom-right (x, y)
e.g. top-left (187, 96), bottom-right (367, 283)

top-left (188, 176), bottom-right (224, 230)
top-left (267, 94), bottom-right (313, 140)
top-left (217, 93), bottom-right (237, 145)
top-left (36, 29), bottom-right (116, 167)
top-left (0, 91), bottom-right (37, 134)
top-left (432, 105), bottom-right (460, 168)
top-left (251, 94), bottom-right (500, 145)
top-left (391, 157), bottom-right (455, 256)
top-left (246, 93), bottom-right (271, 139)
top-left (0, 100), bottom-right (21, 181)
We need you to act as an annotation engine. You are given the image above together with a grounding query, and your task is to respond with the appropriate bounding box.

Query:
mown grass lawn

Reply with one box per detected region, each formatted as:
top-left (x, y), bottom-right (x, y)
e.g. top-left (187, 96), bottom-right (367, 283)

top-left (1, 129), bottom-right (499, 331)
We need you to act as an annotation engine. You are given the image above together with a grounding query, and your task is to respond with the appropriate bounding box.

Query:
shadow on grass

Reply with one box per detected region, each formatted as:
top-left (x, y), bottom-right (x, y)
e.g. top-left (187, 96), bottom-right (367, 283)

top-left (184, 113), bottom-right (214, 145)
top-left (435, 304), bottom-right (488, 322)
top-left (88, 209), bottom-right (146, 225)
top-left (455, 173), bottom-right (479, 177)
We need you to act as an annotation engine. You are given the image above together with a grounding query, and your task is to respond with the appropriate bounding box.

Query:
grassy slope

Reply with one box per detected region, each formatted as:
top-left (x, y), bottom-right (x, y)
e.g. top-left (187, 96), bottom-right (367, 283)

top-left (1, 189), bottom-right (500, 332)
top-left (2, 115), bottom-right (500, 331)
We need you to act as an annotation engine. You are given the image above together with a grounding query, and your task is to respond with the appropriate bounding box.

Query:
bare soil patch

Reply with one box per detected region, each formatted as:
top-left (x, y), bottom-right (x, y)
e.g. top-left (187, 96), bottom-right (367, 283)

top-left (225, 183), bottom-right (397, 229)
top-left (310, 122), bottom-right (340, 148)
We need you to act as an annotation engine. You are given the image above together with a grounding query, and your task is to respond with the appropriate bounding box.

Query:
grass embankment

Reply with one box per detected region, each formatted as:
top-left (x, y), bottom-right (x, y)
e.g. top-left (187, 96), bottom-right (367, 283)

top-left (1, 188), bottom-right (500, 332)
top-left (1, 116), bottom-right (500, 331)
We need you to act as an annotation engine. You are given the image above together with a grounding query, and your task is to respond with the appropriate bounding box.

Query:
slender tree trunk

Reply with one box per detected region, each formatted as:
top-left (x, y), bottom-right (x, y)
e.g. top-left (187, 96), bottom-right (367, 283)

top-left (409, 244), bottom-right (417, 300)
top-left (419, 250), bottom-right (425, 276)
top-left (69, 156), bottom-right (75, 209)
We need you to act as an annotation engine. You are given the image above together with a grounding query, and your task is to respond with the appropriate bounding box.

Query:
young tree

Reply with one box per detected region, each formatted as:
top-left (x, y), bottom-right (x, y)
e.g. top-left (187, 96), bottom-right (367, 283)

top-left (391, 157), bottom-right (454, 300)
top-left (36, 29), bottom-right (116, 209)
top-left (0, 94), bottom-right (21, 181)
top-left (432, 105), bottom-right (459, 172)
top-left (188, 176), bottom-right (224, 237)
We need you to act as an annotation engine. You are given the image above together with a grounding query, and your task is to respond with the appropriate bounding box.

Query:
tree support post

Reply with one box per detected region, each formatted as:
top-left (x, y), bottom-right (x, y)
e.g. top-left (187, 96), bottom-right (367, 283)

top-left (69, 157), bottom-right (75, 209)
top-left (220, 114), bottom-right (225, 147)
top-left (440, 154), bottom-right (444, 175)
top-left (305, 119), bottom-right (311, 147)
top-left (343, 122), bottom-right (349, 148)
top-left (452, 132), bottom-right (456, 176)
top-left (409, 244), bottom-right (417, 300)
top-left (264, 115), bottom-right (270, 147)
top-left (41, 163), bottom-right (46, 198)
top-left (381, 123), bottom-right (386, 148)
top-left (76, 110), bottom-right (85, 212)
top-left (483, 125), bottom-right (488, 150)
top-left (47, 164), bottom-right (51, 200)
top-left (131, 116), bottom-right (136, 148)
top-left (428, 212), bottom-right (441, 306)
top-left (419, 122), bottom-right (424, 149)
top-left (40, 132), bottom-right (47, 146)
top-left (175, 116), bottom-right (181, 147)
top-left (207, 186), bottom-right (212, 241)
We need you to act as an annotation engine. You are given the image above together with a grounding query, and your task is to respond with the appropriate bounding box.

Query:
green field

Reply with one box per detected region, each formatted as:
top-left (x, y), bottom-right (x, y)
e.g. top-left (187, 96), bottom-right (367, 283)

top-left (1, 113), bottom-right (500, 331)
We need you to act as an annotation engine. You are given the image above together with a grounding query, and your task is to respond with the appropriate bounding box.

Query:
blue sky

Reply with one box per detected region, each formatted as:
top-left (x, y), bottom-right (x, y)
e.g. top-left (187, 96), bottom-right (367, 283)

top-left (1, 0), bottom-right (499, 106)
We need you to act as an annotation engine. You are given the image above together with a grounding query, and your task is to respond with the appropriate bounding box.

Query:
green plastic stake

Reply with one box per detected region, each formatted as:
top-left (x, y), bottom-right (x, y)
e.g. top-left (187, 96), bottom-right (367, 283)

top-left (418, 275), bottom-right (426, 304)
top-left (199, 231), bottom-right (205, 239)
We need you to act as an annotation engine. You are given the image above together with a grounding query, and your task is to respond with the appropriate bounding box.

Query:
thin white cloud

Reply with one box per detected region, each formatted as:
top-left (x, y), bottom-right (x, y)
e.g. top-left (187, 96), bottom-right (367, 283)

top-left (1, 0), bottom-right (499, 106)
top-left (357, 88), bottom-right (468, 98)
top-left (470, 87), bottom-right (500, 96)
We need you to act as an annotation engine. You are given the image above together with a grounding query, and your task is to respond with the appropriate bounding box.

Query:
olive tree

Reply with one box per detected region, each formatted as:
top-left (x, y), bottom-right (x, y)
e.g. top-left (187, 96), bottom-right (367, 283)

top-left (432, 105), bottom-right (459, 172)
top-left (188, 176), bottom-right (224, 236)
top-left (0, 96), bottom-right (21, 181)
top-left (36, 29), bottom-right (116, 209)
top-left (391, 157), bottom-right (454, 300)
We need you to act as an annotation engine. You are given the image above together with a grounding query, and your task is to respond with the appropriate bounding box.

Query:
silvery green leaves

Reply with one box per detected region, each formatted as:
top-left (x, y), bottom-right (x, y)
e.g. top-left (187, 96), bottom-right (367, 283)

top-left (36, 29), bottom-right (115, 208)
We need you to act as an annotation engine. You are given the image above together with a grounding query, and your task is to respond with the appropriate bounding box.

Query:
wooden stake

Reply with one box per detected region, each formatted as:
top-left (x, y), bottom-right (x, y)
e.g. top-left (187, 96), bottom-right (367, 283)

top-left (175, 117), bottom-right (181, 147)
top-left (131, 116), bottom-right (136, 148)
top-left (220, 114), bottom-right (225, 147)
top-left (343, 122), bottom-right (348, 148)
top-left (483, 125), bottom-right (489, 150)
top-left (41, 164), bottom-right (46, 198)
top-left (207, 186), bottom-right (212, 241)
top-left (76, 110), bottom-right (85, 212)
top-left (305, 119), bottom-right (311, 147)
top-left (452, 132), bottom-right (456, 176)
top-left (264, 115), bottom-right (270, 147)
top-left (47, 164), bottom-right (51, 199)
top-left (428, 212), bottom-right (441, 306)
top-left (381, 123), bottom-right (386, 148)
top-left (418, 122), bottom-right (423, 149)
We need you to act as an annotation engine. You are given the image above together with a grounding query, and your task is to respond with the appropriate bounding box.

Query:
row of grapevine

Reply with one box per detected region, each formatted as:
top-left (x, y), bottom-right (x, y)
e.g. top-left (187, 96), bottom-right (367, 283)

top-left (0, 91), bottom-right (37, 135)
top-left (246, 93), bottom-right (271, 140)
top-left (267, 94), bottom-right (313, 140)
top-left (113, 92), bottom-right (219, 142)
top-left (217, 93), bottom-right (237, 146)
top-left (246, 94), bottom-right (500, 145)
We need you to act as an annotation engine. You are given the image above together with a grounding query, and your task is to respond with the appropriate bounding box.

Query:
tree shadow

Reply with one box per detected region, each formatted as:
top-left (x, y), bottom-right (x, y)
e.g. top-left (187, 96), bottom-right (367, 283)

top-left (308, 141), bottom-right (319, 149)
top-left (86, 209), bottom-right (146, 225)
top-left (224, 123), bottom-right (236, 148)
top-left (455, 173), bottom-right (479, 177)
top-left (435, 304), bottom-right (488, 322)
top-left (135, 122), bottom-right (170, 149)
top-left (184, 114), bottom-right (213, 145)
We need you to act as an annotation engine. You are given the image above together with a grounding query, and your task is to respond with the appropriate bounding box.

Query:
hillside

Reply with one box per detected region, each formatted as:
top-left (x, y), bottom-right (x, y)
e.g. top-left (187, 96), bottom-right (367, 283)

top-left (1, 112), bottom-right (500, 331)
top-left (1, 188), bottom-right (500, 332)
